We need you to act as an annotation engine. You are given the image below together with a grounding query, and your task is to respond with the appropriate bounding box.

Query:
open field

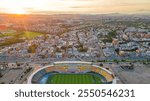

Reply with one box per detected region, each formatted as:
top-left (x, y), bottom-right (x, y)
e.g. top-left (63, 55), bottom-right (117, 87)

top-left (0, 33), bottom-right (15, 38)
top-left (21, 31), bottom-right (43, 40)
top-left (46, 73), bottom-right (102, 84)
top-left (0, 30), bottom-right (16, 37)
top-left (0, 31), bottom-right (43, 47)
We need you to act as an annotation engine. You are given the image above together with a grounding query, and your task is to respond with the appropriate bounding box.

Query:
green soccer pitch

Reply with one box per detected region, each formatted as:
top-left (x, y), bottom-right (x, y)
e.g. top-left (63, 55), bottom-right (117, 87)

top-left (46, 73), bottom-right (102, 84)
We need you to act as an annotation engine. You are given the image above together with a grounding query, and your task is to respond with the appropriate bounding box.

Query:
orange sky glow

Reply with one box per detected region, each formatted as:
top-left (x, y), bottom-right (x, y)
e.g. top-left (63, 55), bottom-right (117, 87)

top-left (0, 0), bottom-right (150, 14)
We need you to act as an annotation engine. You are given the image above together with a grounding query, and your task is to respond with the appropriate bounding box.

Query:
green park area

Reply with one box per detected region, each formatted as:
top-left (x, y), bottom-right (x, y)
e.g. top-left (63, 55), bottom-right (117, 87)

top-left (21, 31), bottom-right (42, 40)
top-left (0, 30), bottom-right (43, 47)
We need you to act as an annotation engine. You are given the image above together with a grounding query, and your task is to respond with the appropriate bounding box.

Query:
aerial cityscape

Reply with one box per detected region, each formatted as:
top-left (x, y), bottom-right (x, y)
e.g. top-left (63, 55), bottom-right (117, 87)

top-left (0, 0), bottom-right (150, 84)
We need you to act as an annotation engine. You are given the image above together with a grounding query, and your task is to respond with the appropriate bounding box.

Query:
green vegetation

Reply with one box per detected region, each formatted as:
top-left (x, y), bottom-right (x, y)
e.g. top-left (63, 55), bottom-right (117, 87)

top-left (0, 82), bottom-right (5, 84)
top-left (28, 44), bottom-right (38, 53)
top-left (0, 30), bottom-right (16, 37)
top-left (108, 30), bottom-right (117, 38)
top-left (47, 73), bottom-right (102, 84)
top-left (95, 59), bottom-right (150, 63)
top-left (105, 20), bottom-right (149, 28)
top-left (102, 30), bottom-right (117, 43)
top-left (0, 33), bottom-right (15, 37)
top-left (21, 31), bottom-right (42, 40)
top-left (0, 37), bottom-right (24, 47)
top-left (0, 72), bottom-right (2, 78)
top-left (78, 47), bottom-right (88, 52)
top-left (99, 63), bottom-right (103, 67)
top-left (76, 44), bottom-right (88, 52)
top-left (0, 31), bottom-right (43, 47)
top-left (24, 67), bottom-right (32, 74)
top-left (102, 38), bottom-right (112, 43)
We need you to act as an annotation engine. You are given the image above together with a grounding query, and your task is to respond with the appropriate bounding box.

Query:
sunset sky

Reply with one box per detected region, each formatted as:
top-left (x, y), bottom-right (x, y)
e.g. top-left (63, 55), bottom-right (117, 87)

top-left (0, 0), bottom-right (150, 14)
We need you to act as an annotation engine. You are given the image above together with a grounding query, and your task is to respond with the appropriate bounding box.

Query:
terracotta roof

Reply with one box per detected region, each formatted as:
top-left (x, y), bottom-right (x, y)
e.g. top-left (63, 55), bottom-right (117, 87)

top-left (144, 34), bottom-right (150, 38)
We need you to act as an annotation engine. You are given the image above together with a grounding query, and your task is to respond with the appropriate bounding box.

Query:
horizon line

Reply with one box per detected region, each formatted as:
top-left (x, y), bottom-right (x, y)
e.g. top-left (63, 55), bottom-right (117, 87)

top-left (0, 12), bottom-right (150, 16)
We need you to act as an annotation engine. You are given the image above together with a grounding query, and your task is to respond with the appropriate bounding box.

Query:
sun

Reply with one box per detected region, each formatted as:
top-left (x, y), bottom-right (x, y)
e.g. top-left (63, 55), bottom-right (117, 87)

top-left (9, 8), bottom-right (27, 14)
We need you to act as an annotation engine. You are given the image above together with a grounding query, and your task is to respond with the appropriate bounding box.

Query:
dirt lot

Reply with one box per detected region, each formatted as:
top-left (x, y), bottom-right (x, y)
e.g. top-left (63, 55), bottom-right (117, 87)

top-left (109, 63), bottom-right (150, 84)
top-left (0, 69), bottom-right (23, 84)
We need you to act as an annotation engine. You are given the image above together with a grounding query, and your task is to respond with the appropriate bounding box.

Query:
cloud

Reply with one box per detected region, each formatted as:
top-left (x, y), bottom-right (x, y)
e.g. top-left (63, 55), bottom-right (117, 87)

top-left (0, 0), bottom-right (150, 14)
top-left (138, 9), bottom-right (150, 12)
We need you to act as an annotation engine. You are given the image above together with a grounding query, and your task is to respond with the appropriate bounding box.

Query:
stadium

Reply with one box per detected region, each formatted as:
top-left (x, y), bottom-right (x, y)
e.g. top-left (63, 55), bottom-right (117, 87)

top-left (28, 61), bottom-right (116, 84)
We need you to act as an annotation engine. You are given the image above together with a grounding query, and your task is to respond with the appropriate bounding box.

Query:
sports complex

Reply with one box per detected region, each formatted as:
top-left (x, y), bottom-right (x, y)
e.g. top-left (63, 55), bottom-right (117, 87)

top-left (28, 61), bottom-right (116, 84)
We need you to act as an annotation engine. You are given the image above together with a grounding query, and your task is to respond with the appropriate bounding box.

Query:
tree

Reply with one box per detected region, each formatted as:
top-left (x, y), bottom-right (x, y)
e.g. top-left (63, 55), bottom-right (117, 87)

top-left (129, 62), bottom-right (134, 70)
top-left (16, 61), bottom-right (20, 67)
top-left (115, 48), bottom-right (120, 54)
top-left (0, 72), bottom-right (2, 78)
top-left (0, 82), bottom-right (5, 84)
top-left (28, 44), bottom-right (38, 53)
top-left (100, 63), bottom-right (103, 67)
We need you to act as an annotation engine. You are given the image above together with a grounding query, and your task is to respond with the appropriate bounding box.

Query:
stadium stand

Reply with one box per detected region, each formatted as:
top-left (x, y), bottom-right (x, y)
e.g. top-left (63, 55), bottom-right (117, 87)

top-left (28, 61), bottom-right (116, 84)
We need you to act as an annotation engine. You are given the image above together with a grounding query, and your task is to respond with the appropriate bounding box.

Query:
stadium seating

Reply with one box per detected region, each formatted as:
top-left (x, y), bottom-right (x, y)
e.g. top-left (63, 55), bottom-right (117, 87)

top-left (28, 61), bottom-right (115, 84)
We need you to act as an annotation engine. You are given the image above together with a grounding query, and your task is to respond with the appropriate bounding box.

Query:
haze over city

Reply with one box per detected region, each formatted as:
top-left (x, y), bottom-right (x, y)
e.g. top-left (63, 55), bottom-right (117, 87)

top-left (0, 0), bottom-right (150, 14)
